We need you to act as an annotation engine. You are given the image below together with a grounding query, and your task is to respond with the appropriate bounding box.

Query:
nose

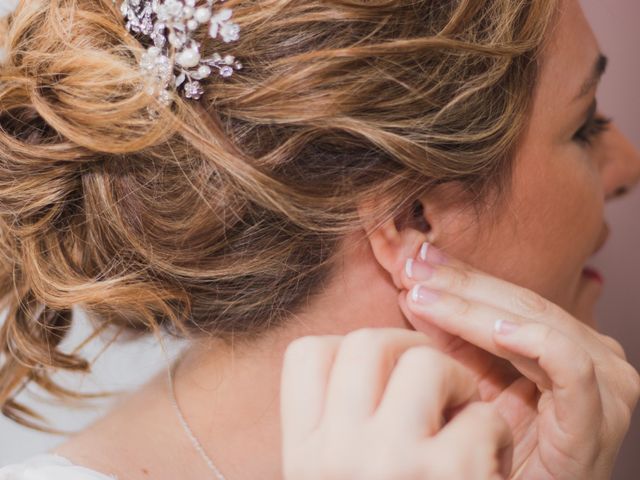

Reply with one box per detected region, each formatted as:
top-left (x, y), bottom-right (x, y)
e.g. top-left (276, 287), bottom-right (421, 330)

top-left (601, 124), bottom-right (640, 201)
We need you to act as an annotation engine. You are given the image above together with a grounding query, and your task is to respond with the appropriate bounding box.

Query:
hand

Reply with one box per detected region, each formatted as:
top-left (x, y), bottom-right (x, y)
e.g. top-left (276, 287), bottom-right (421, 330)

top-left (400, 245), bottom-right (640, 480)
top-left (280, 327), bottom-right (513, 480)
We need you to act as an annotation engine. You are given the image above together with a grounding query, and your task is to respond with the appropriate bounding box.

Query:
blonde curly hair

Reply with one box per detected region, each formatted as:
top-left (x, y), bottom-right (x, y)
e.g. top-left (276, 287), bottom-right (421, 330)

top-left (0, 0), bottom-right (557, 431)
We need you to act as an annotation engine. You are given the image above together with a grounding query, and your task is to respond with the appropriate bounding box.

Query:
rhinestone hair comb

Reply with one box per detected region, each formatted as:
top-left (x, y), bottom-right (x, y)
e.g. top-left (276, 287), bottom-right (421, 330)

top-left (114, 0), bottom-right (243, 105)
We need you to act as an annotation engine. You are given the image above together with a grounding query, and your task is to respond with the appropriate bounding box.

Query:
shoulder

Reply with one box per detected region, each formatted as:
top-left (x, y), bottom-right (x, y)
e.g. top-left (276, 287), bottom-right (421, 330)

top-left (0, 454), bottom-right (117, 480)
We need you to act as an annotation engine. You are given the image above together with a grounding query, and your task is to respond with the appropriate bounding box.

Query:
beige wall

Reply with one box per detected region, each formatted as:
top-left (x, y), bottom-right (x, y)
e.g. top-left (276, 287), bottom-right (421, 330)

top-left (582, 1), bottom-right (640, 478)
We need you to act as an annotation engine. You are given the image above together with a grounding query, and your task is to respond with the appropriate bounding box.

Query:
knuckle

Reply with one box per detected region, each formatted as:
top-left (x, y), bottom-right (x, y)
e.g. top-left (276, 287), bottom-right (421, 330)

top-left (339, 328), bottom-right (435, 371)
top-left (599, 333), bottom-right (626, 359)
top-left (341, 328), bottom-right (385, 354)
top-left (603, 396), bottom-right (634, 439)
top-left (398, 344), bottom-right (439, 366)
top-left (343, 327), bottom-right (383, 345)
top-left (572, 348), bottom-right (596, 383)
top-left (338, 328), bottom-right (397, 367)
top-left (513, 288), bottom-right (548, 317)
top-left (396, 346), bottom-right (447, 379)
top-left (442, 266), bottom-right (472, 291)
top-left (284, 335), bottom-right (326, 362)
top-left (627, 364), bottom-right (640, 404)
top-left (616, 402), bottom-right (633, 434)
top-left (447, 295), bottom-right (472, 318)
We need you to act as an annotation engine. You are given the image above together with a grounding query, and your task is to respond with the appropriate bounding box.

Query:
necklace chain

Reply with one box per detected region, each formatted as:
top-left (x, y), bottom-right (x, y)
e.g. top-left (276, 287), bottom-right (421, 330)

top-left (167, 356), bottom-right (227, 480)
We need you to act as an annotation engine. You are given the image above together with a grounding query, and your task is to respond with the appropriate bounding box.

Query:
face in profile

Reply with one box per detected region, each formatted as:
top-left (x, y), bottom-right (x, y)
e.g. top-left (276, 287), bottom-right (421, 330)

top-left (425, 0), bottom-right (640, 325)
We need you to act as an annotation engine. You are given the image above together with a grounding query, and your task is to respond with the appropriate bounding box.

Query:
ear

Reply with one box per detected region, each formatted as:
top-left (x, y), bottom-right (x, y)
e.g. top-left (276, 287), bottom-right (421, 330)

top-left (358, 198), bottom-right (434, 289)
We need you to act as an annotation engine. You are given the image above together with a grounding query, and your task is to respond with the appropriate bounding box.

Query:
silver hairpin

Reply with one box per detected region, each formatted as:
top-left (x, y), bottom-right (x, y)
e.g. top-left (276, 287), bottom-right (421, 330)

top-left (114, 0), bottom-right (243, 105)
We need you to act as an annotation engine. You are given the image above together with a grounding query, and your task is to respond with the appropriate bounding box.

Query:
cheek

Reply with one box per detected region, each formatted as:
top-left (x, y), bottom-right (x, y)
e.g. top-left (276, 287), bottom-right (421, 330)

top-left (501, 155), bottom-right (604, 305)
top-left (451, 157), bottom-right (605, 308)
top-left (433, 151), bottom-right (604, 310)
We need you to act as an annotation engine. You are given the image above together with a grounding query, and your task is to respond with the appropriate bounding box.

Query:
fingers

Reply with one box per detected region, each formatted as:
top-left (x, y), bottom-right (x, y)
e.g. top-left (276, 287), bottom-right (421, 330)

top-left (321, 328), bottom-right (436, 425)
top-left (405, 247), bottom-right (554, 322)
top-left (429, 401), bottom-right (513, 479)
top-left (373, 346), bottom-right (479, 438)
top-left (397, 289), bottom-right (462, 353)
top-left (407, 285), bottom-right (601, 443)
top-left (405, 254), bottom-right (565, 327)
top-left (403, 246), bottom-right (627, 360)
top-left (493, 321), bottom-right (603, 437)
top-left (403, 261), bottom-right (605, 437)
top-left (280, 335), bottom-right (343, 444)
top-left (399, 288), bottom-right (525, 401)
top-left (282, 328), bottom-right (515, 480)
top-left (398, 245), bottom-right (635, 479)
top-left (401, 247), bottom-right (598, 344)
top-left (406, 286), bottom-right (552, 389)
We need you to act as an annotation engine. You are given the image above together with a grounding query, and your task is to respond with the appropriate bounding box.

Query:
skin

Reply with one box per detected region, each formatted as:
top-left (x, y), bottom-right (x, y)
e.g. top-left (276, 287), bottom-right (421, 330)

top-left (400, 246), bottom-right (640, 479)
top-left (419, 0), bottom-right (640, 324)
top-left (50, 0), bottom-right (640, 479)
top-left (281, 329), bottom-right (513, 480)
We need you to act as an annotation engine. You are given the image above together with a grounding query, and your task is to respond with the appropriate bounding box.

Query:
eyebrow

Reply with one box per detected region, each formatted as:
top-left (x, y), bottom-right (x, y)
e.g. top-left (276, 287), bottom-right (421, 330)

top-left (573, 53), bottom-right (608, 102)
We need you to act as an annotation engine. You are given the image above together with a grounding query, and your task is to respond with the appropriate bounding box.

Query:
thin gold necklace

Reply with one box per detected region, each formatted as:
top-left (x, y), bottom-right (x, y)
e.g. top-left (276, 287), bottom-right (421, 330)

top-left (167, 356), bottom-right (227, 480)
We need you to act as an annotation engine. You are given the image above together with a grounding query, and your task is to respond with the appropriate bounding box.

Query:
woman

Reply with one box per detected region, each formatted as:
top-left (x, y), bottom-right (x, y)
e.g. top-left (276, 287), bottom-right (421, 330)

top-left (0, 0), bottom-right (638, 479)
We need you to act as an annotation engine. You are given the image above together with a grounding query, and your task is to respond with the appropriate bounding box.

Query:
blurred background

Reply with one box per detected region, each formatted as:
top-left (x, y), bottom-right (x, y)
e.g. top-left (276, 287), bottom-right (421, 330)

top-left (1, 1), bottom-right (639, 478)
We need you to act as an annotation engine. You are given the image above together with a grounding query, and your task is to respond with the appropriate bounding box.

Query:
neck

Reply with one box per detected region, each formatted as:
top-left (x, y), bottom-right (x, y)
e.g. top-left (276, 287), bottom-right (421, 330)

top-left (168, 341), bottom-right (285, 479)
top-left (167, 238), bottom-right (404, 479)
top-left (53, 233), bottom-right (406, 480)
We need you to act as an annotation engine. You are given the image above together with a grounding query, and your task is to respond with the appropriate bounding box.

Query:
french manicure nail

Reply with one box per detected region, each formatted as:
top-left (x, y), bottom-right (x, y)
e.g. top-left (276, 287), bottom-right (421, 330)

top-left (419, 242), bottom-right (429, 261)
top-left (494, 319), bottom-right (520, 335)
top-left (406, 258), bottom-right (434, 280)
top-left (405, 258), bottom-right (414, 278)
top-left (419, 242), bottom-right (447, 265)
top-left (411, 285), bottom-right (440, 304)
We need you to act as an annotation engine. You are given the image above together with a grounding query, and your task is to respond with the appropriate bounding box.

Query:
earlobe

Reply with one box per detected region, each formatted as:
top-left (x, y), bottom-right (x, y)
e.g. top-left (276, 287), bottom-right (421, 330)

top-left (359, 200), bottom-right (431, 289)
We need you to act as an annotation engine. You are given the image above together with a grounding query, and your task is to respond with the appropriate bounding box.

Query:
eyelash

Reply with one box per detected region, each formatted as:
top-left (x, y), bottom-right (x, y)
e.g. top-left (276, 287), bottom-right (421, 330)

top-left (573, 114), bottom-right (612, 147)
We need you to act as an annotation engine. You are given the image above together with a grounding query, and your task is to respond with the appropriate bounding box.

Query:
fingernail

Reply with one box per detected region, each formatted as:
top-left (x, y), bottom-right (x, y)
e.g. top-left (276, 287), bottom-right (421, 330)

top-left (405, 258), bottom-right (434, 280)
top-left (419, 242), bottom-right (447, 265)
top-left (419, 242), bottom-right (429, 261)
top-left (405, 258), bottom-right (414, 278)
top-left (494, 319), bottom-right (520, 335)
top-left (411, 285), bottom-right (440, 304)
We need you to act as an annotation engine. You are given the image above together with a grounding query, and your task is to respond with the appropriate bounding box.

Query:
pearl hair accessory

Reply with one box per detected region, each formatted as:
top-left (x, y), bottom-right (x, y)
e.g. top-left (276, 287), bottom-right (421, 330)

top-left (114, 0), bottom-right (243, 105)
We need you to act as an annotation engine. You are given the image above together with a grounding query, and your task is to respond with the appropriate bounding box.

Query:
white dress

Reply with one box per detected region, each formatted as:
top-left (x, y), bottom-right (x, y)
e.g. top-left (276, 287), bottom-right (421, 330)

top-left (0, 454), bottom-right (116, 480)
top-left (0, 0), bottom-right (19, 18)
